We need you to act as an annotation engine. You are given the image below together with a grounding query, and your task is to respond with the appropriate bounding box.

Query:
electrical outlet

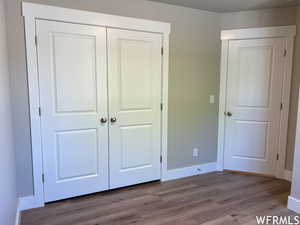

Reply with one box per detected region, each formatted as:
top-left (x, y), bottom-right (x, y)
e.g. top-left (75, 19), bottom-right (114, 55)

top-left (193, 148), bottom-right (199, 157)
top-left (210, 95), bottom-right (215, 104)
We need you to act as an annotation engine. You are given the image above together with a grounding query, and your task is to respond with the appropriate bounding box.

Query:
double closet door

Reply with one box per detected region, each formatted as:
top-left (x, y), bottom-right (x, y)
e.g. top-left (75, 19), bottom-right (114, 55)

top-left (36, 20), bottom-right (162, 202)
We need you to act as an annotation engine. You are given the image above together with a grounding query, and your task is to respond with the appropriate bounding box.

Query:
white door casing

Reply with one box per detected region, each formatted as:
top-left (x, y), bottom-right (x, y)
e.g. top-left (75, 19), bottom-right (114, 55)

top-left (107, 29), bottom-right (162, 189)
top-left (224, 38), bottom-right (285, 175)
top-left (23, 2), bottom-right (170, 209)
top-left (37, 20), bottom-right (109, 202)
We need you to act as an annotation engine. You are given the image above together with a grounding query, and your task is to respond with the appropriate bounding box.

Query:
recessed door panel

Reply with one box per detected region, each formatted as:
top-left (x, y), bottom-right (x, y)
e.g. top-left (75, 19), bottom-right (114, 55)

top-left (237, 46), bottom-right (272, 108)
top-left (120, 125), bottom-right (153, 170)
top-left (234, 121), bottom-right (268, 160)
top-left (108, 29), bottom-right (162, 189)
top-left (53, 33), bottom-right (97, 113)
top-left (120, 40), bottom-right (152, 110)
top-left (55, 129), bottom-right (98, 180)
top-left (224, 38), bottom-right (285, 175)
top-left (37, 20), bottom-right (109, 202)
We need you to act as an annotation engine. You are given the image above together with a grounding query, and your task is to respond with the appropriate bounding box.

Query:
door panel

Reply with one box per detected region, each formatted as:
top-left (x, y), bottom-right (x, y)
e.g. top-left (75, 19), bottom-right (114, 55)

top-left (237, 46), bottom-right (272, 107)
top-left (107, 29), bottom-right (162, 189)
top-left (120, 125), bottom-right (152, 170)
top-left (119, 39), bottom-right (153, 110)
top-left (234, 121), bottom-right (268, 159)
top-left (52, 33), bottom-right (97, 113)
top-left (224, 38), bottom-right (285, 175)
top-left (55, 129), bottom-right (98, 180)
top-left (37, 20), bottom-right (109, 202)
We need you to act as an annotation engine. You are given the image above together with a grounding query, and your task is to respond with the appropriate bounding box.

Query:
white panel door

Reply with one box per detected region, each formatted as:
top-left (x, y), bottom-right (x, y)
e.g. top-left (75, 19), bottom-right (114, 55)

top-left (107, 29), bottom-right (162, 189)
top-left (224, 38), bottom-right (285, 175)
top-left (37, 20), bottom-right (109, 202)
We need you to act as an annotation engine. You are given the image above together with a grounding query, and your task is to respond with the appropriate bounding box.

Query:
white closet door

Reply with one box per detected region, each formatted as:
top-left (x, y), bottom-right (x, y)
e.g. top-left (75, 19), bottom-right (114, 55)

top-left (224, 38), bottom-right (285, 175)
top-left (37, 20), bottom-right (109, 202)
top-left (107, 29), bottom-right (162, 189)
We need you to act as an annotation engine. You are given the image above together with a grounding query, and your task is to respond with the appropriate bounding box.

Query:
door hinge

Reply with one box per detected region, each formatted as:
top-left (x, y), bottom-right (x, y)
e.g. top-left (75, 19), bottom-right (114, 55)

top-left (284, 49), bottom-right (287, 57)
top-left (161, 47), bottom-right (164, 55)
top-left (35, 35), bottom-right (38, 46)
top-left (38, 107), bottom-right (41, 116)
top-left (160, 103), bottom-right (163, 111)
top-left (160, 155), bottom-right (162, 163)
top-left (280, 102), bottom-right (283, 111)
top-left (277, 153), bottom-right (279, 161)
top-left (42, 174), bottom-right (45, 183)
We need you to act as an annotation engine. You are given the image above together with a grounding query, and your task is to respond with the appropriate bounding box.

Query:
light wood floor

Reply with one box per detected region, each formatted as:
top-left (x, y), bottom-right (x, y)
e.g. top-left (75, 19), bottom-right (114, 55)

top-left (21, 172), bottom-right (298, 225)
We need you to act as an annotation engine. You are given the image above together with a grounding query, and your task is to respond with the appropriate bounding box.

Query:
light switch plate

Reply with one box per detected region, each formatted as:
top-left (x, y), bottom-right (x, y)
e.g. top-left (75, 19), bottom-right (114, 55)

top-left (210, 95), bottom-right (215, 104)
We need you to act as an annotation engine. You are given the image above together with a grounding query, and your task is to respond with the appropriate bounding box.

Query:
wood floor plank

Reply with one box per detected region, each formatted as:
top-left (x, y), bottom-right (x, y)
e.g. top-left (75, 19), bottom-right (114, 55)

top-left (21, 172), bottom-right (298, 225)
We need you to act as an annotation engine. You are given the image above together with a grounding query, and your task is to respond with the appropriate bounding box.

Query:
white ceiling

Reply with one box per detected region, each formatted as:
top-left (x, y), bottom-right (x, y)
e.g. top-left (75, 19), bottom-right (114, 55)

top-left (148, 0), bottom-right (300, 12)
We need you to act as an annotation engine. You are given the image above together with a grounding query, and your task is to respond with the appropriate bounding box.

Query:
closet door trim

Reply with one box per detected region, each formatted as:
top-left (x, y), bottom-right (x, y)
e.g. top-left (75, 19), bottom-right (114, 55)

top-left (23, 2), bottom-right (170, 209)
top-left (22, 2), bottom-right (170, 35)
top-left (217, 26), bottom-right (296, 179)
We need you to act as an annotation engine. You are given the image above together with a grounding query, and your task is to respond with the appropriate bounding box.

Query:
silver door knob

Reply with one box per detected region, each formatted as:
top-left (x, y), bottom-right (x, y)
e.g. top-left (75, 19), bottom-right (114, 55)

top-left (110, 117), bottom-right (117, 123)
top-left (226, 112), bottom-right (232, 117)
top-left (100, 118), bottom-right (107, 123)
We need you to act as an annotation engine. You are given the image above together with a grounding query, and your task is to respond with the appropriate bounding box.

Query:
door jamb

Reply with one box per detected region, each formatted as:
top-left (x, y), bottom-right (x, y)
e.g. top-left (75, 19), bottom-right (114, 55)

top-left (217, 26), bottom-right (296, 179)
top-left (23, 2), bottom-right (170, 209)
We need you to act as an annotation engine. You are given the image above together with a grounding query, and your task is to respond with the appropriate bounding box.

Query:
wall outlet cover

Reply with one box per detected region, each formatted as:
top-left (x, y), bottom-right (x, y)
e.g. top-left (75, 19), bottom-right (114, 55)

top-left (193, 148), bottom-right (199, 157)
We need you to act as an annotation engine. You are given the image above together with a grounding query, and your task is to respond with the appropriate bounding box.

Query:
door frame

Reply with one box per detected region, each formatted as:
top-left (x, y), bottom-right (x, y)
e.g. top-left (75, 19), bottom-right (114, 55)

top-left (22, 2), bottom-right (170, 208)
top-left (217, 26), bottom-right (296, 179)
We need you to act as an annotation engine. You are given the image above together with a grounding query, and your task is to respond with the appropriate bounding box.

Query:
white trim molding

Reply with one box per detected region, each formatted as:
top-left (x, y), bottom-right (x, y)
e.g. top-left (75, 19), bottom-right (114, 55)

top-left (217, 26), bottom-right (296, 179)
top-left (288, 196), bottom-right (300, 214)
top-left (276, 36), bottom-right (295, 179)
top-left (221, 26), bottom-right (296, 40)
top-left (15, 200), bottom-right (21, 225)
top-left (22, 2), bottom-right (170, 35)
top-left (284, 170), bottom-right (293, 182)
top-left (22, 2), bottom-right (170, 209)
top-left (161, 36), bottom-right (169, 181)
top-left (162, 162), bottom-right (217, 182)
top-left (19, 195), bottom-right (41, 211)
top-left (217, 39), bottom-right (229, 172)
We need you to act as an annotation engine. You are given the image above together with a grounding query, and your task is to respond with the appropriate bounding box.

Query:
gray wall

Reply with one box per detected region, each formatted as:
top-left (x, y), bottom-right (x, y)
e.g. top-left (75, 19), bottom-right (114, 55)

top-left (221, 7), bottom-right (297, 29)
top-left (8, 0), bottom-right (298, 199)
top-left (221, 7), bottom-right (298, 171)
top-left (288, 6), bottom-right (300, 172)
top-left (291, 11), bottom-right (300, 196)
top-left (0, 0), bottom-right (18, 224)
top-left (6, 0), bottom-right (221, 196)
top-left (5, 0), bottom-right (33, 197)
top-left (291, 87), bottom-right (300, 200)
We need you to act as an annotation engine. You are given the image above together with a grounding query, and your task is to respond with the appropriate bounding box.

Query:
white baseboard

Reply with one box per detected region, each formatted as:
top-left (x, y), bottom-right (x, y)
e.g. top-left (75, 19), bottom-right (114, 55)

top-left (19, 195), bottom-right (41, 211)
top-left (15, 200), bottom-right (21, 225)
top-left (162, 162), bottom-right (217, 182)
top-left (288, 196), bottom-right (300, 214)
top-left (216, 163), bottom-right (224, 172)
top-left (19, 163), bottom-right (216, 210)
top-left (284, 170), bottom-right (293, 182)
